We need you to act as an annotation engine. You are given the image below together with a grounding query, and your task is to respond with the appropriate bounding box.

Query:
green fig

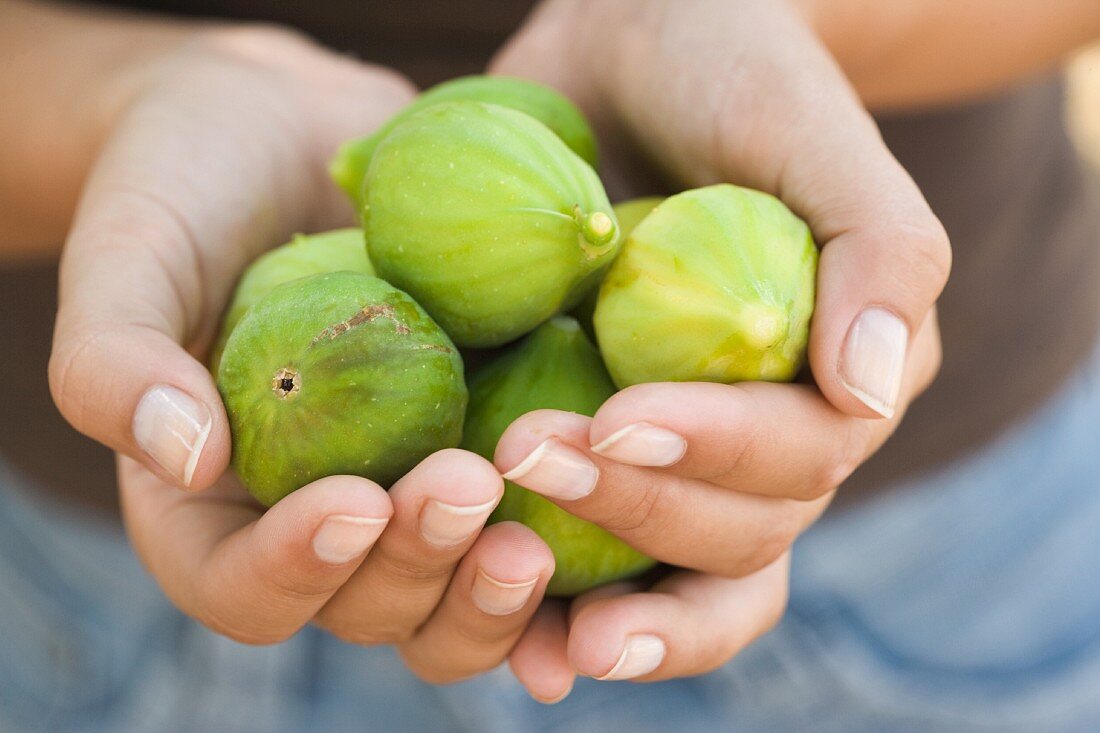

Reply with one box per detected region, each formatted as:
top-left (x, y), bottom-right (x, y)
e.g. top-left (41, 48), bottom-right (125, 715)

top-left (572, 196), bottom-right (665, 338)
top-left (330, 75), bottom-right (598, 210)
top-left (462, 316), bottom-right (655, 596)
top-left (218, 271), bottom-right (466, 506)
top-left (612, 196), bottom-right (665, 238)
top-left (210, 228), bottom-right (373, 375)
top-left (595, 184), bottom-right (817, 388)
top-left (364, 101), bottom-right (620, 348)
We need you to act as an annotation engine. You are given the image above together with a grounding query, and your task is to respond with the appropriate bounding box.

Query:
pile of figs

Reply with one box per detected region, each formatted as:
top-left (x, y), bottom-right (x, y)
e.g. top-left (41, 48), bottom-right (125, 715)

top-left (213, 76), bottom-right (818, 595)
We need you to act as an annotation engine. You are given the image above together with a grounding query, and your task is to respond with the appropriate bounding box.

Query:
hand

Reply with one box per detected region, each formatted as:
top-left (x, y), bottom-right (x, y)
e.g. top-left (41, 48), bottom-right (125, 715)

top-left (490, 0), bottom-right (950, 700)
top-left (48, 26), bottom-right (555, 682)
top-left (121, 448), bottom-right (555, 682)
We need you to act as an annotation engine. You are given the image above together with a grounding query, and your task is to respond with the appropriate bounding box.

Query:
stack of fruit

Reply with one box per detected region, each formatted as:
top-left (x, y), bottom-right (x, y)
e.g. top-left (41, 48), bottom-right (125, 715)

top-left (213, 76), bottom-right (818, 596)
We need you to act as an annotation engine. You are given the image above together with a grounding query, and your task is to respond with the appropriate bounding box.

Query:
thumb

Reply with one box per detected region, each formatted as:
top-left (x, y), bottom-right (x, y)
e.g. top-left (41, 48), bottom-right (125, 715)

top-left (49, 29), bottom-right (416, 490)
top-left (499, 0), bottom-right (951, 418)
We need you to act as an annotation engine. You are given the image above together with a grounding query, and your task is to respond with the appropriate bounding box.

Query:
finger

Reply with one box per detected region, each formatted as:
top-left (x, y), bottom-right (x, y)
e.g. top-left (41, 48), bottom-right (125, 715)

top-left (119, 456), bottom-right (393, 644)
top-left (587, 315), bottom-right (941, 499)
top-left (49, 31), bottom-right (414, 491)
top-left (495, 411), bottom-right (830, 577)
top-left (500, 1), bottom-right (950, 419)
top-left (315, 449), bottom-right (503, 645)
top-left (627, 3), bottom-right (950, 419)
top-left (568, 555), bottom-right (790, 682)
top-left (508, 601), bottom-right (575, 704)
top-left (398, 522), bottom-right (554, 684)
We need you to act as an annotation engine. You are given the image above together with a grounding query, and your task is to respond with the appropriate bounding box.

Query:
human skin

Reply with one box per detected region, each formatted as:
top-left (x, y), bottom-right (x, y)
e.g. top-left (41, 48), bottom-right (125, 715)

top-left (0, 0), bottom-right (1095, 705)
top-left (7, 3), bottom-right (561, 685)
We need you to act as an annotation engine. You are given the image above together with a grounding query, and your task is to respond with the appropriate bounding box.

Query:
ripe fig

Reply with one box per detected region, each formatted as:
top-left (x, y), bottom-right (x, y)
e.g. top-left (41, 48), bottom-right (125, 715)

top-left (330, 75), bottom-right (598, 210)
top-left (462, 316), bottom-right (655, 596)
top-left (612, 196), bottom-right (665, 238)
top-left (595, 184), bottom-right (817, 387)
top-left (210, 228), bottom-right (373, 375)
top-left (364, 101), bottom-right (620, 347)
top-left (218, 271), bottom-right (466, 506)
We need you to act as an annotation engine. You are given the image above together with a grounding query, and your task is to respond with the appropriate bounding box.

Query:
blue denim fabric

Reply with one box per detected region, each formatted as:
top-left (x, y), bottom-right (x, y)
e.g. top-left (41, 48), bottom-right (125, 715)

top-left (3, 350), bottom-right (1100, 733)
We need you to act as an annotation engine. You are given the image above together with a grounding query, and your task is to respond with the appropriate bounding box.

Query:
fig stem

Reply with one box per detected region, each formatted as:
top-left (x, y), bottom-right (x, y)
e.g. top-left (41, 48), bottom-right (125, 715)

top-left (573, 205), bottom-right (617, 259)
top-left (510, 207), bottom-right (575, 223)
top-left (508, 206), bottom-right (617, 259)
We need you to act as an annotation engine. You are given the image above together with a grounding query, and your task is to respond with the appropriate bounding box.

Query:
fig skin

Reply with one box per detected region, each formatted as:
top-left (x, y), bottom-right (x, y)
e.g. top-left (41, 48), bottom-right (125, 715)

top-left (210, 228), bottom-right (373, 375)
top-left (595, 184), bottom-right (818, 388)
top-left (462, 316), bottom-right (655, 596)
top-left (364, 101), bottom-right (620, 348)
top-left (611, 196), bottom-right (665, 237)
top-left (330, 75), bottom-right (599, 210)
top-left (572, 196), bottom-right (665, 338)
top-left (218, 271), bottom-right (466, 506)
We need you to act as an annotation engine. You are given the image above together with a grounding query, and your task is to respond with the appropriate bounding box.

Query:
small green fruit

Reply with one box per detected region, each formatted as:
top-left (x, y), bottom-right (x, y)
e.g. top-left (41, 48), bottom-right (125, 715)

top-left (572, 196), bottom-right (665, 337)
top-left (612, 196), bottom-right (665, 238)
top-left (462, 316), bottom-right (655, 596)
top-left (365, 101), bottom-right (620, 348)
top-left (210, 228), bottom-right (373, 375)
top-left (595, 184), bottom-right (817, 387)
top-left (330, 75), bottom-right (598, 210)
top-left (218, 271), bottom-right (466, 506)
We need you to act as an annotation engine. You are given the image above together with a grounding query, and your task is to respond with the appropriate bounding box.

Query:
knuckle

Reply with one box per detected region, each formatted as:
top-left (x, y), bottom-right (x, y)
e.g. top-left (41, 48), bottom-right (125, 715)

top-left (325, 623), bottom-right (414, 647)
top-left (699, 387), bottom-right (766, 488)
top-left (247, 556), bottom-right (336, 606)
top-left (198, 608), bottom-right (291, 646)
top-left (598, 478), bottom-right (666, 537)
top-left (900, 222), bottom-right (952, 298)
top-left (804, 421), bottom-right (869, 499)
top-left (729, 512), bottom-right (799, 578)
top-left (362, 65), bottom-right (419, 100)
top-left (48, 326), bottom-right (121, 436)
top-left (762, 574), bottom-right (791, 631)
top-left (193, 23), bottom-right (316, 62)
top-left (398, 650), bottom-right (469, 686)
top-left (375, 548), bottom-right (454, 585)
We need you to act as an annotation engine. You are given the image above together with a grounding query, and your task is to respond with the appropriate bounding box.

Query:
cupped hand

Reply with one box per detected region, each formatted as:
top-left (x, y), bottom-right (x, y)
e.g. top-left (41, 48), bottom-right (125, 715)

top-left (490, 0), bottom-right (950, 700)
top-left (48, 26), bottom-right (554, 681)
top-left (122, 448), bottom-right (554, 682)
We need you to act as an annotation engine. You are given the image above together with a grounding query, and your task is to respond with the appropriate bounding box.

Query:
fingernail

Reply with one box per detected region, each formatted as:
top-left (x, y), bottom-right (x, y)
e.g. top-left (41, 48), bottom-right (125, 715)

top-left (591, 422), bottom-right (686, 467)
top-left (419, 497), bottom-right (498, 548)
top-left (132, 385), bottom-right (212, 487)
top-left (312, 514), bottom-right (388, 565)
top-left (597, 634), bottom-right (666, 680)
top-left (471, 569), bottom-right (538, 616)
top-left (502, 438), bottom-right (598, 500)
top-left (839, 308), bottom-right (908, 418)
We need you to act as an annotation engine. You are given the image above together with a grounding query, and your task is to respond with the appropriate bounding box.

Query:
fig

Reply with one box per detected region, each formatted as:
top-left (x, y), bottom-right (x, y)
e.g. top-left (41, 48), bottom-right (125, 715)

top-left (210, 228), bottom-right (373, 375)
top-left (612, 196), bottom-right (665, 238)
top-left (462, 316), bottom-right (655, 596)
top-left (330, 75), bottom-right (598, 210)
top-left (218, 271), bottom-right (466, 506)
top-left (595, 184), bottom-right (817, 387)
top-left (572, 196), bottom-right (665, 337)
top-left (364, 101), bottom-right (620, 348)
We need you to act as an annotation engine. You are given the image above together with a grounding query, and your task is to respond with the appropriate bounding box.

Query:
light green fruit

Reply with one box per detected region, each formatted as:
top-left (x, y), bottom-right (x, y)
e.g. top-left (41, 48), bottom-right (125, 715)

top-left (330, 75), bottom-right (598, 210)
top-left (462, 317), bottom-right (655, 596)
top-left (572, 196), bottom-right (665, 338)
top-left (595, 184), bottom-right (817, 388)
top-left (364, 101), bottom-right (620, 348)
top-left (612, 196), bottom-right (665, 237)
top-left (210, 228), bottom-right (373, 375)
top-left (218, 271), bottom-right (467, 506)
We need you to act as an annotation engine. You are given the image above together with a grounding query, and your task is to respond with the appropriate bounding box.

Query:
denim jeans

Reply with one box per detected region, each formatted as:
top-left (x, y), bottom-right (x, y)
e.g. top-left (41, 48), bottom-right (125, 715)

top-left (3, 349), bottom-right (1100, 732)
